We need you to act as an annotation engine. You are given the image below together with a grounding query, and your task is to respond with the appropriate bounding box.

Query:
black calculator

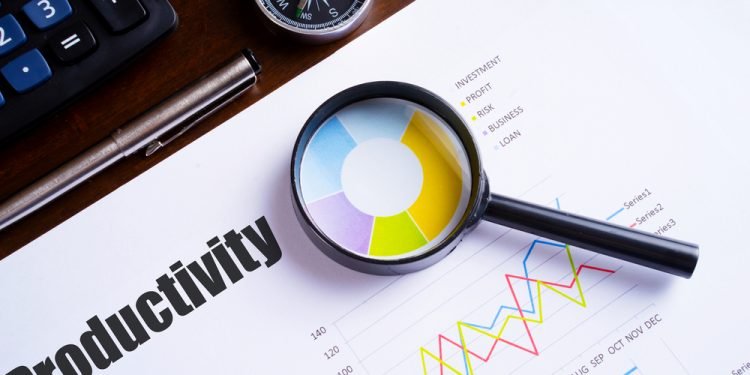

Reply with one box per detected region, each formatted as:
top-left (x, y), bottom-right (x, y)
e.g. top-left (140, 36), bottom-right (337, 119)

top-left (0, 0), bottom-right (177, 142)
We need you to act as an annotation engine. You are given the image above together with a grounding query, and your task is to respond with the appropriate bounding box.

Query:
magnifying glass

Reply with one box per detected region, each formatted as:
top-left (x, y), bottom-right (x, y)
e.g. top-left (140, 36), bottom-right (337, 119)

top-left (290, 81), bottom-right (699, 278)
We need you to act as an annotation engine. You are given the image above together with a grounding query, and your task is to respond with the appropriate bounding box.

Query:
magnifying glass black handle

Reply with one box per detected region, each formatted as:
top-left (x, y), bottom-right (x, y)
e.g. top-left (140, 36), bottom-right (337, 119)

top-left (483, 193), bottom-right (699, 278)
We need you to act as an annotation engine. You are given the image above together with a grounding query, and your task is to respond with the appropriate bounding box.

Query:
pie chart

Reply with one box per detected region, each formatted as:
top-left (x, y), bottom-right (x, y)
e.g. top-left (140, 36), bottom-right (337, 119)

top-left (300, 98), bottom-right (472, 259)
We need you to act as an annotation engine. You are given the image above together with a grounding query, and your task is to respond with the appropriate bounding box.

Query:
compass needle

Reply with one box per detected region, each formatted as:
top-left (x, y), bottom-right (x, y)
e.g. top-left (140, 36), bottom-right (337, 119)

top-left (295, 0), bottom-right (309, 18)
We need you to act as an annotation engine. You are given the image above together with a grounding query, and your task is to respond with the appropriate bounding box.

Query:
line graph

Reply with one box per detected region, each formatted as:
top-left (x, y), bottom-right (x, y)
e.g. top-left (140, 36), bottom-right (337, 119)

top-left (419, 243), bottom-right (615, 374)
top-left (418, 198), bottom-right (617, 375)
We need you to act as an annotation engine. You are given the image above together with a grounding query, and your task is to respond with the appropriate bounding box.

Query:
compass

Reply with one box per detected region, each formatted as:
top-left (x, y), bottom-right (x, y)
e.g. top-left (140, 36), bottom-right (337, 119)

top-left (254, 0), bottom-right (372, 43)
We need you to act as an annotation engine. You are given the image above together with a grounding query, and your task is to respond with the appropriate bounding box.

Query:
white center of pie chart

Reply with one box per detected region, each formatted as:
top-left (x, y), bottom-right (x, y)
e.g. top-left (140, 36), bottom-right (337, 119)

top-left (341, 138), bottom-right (423, 217)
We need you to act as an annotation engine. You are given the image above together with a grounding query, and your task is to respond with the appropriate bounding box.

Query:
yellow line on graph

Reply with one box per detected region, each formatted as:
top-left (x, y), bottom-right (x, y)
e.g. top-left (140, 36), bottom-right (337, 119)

top-left (419, 245), bottom-right (591, 374)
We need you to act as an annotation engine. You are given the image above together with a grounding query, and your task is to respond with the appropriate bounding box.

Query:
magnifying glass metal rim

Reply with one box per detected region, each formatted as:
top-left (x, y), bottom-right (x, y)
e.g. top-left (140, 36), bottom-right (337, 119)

top-left (290, 81), bottom-right (488, 275)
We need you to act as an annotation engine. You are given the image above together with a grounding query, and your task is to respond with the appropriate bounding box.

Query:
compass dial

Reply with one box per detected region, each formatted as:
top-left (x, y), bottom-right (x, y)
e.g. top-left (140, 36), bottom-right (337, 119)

top-left (255, 0), bottom-right (371, 43)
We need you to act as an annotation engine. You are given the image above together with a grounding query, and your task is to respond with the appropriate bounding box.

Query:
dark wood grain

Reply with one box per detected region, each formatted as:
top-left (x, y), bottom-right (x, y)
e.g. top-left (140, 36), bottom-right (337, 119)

top-left (0, 0), bottom-right (414, 259)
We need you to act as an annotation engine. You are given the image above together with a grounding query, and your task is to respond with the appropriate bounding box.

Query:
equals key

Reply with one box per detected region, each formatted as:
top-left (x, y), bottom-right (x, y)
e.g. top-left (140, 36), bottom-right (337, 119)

top-left (50, 21), bottom-right (98, 64)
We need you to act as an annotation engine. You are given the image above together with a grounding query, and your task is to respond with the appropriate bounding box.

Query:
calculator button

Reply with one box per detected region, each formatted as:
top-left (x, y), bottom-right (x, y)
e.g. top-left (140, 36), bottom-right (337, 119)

top-left (88, 0), bottom-right (147, 33)
top-left (0, 15), bottom-right (28, 57)
top-left (22, 0), bottom-right (73, 31)
top-left (50, 21), bottom-right (97, 63)
top-left (1, 49), bottom-right (52, 93)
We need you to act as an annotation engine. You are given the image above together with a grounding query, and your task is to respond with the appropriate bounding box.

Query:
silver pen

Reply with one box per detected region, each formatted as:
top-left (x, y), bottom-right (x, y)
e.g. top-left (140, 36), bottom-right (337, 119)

top-left (0, 49), bottom-right (262, 231)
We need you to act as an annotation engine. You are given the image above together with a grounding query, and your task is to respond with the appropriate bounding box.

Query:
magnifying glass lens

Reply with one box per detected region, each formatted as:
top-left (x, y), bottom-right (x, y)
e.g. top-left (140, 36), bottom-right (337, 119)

top-left (299, 98), bottom-right (473, 260)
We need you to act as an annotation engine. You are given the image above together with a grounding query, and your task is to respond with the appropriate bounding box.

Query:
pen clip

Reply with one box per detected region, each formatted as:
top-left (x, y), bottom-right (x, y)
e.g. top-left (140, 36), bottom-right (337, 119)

top-left (141, 50), bottom-right (261, 157)
top-left (142, 79), bottom-right (250, 157)
top-left (144, 123), bottom-right (193, 157)
top-left (142, 81), bottom-right (249, 157)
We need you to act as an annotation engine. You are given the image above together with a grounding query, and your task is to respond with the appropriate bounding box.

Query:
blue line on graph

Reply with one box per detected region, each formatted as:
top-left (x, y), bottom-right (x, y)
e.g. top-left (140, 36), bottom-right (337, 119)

top-left (462, 240), bottom-right (562, 324)
top-left (461, 197), bottom-right (608, 374)
top-left (465, 198), bottom-right (567, 333)
top-left (466, 198), bottom-right (620, 332)
top-left (461, 239), bottom-right (565, 374)
top-left (624, 366), bottom-right (639, 375)
top-left (457, 197), bottom-right (621, 374)
top-left (466, 239), bottom-right (565, 331)
top-left (458, 198), bottom-right (568, 374)
top-left (606, 207), bottom-right (625, 221)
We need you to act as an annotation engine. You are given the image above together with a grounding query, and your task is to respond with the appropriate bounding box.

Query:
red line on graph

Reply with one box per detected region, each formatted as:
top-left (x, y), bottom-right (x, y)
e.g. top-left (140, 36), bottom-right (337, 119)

top-left (629, 223), bottom-right (637, 228)
top-left (435, 263), bottom-right (614, 372)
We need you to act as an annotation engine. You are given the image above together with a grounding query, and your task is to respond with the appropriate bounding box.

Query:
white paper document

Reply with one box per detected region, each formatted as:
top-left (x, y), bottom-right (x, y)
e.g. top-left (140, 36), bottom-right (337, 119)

top-left (2, 1), bottom-right (749, 374)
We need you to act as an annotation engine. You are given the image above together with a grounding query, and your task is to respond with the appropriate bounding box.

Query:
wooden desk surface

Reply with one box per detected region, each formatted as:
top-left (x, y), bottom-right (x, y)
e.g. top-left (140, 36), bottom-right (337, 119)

top-left (0, 0), bottom-right (414, 259)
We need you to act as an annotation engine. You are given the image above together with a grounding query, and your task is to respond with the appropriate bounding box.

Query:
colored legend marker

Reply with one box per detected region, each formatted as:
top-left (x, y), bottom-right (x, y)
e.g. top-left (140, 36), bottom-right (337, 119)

top-left (460, 101), bottom-right (466, 107)
top-left (471, 115), bottom-right (477, 121)
top-left (482, 130), bottom-right (488, 136)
